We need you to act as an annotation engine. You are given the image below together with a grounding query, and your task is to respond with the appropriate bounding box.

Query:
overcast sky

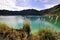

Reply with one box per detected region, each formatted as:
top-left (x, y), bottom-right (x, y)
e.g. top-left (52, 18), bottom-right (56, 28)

top-left (0, 0), bottom-right (60, 11)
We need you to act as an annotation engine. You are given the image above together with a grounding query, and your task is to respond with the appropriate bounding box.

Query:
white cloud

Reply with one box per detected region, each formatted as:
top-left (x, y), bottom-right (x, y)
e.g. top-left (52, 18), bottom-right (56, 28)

top-left (0, 0), bottom-right (31, 11)
top-left (44, 4), bottom-right (58, 9)
top-left (49, 0), bottom-right (60, 4)
top-left (43, 0), bottom-right (49, 2)
top-left (0, 0), bottom-right (60, 11)
top-left (0, 0), bottom-right (16, 10)
top-left (16, 0), bottom-right (29, 6)
top-left (35, 0), bottom-right (49, 2)
top-left (0, 0), bottom-right (16, 7)
top-left (0, 0), bottom-right (42, 11)
top-left (40, 0), bottom-right (49, 2)
top-left (14, 6), bottom-right (32, 11)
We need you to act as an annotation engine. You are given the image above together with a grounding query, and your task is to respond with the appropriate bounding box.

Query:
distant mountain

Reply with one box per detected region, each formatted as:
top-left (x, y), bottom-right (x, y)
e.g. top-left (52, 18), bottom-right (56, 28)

top-left (0, 4), bottom-right (60, 16)
top-left (0, 9), bottom-right (41, 15)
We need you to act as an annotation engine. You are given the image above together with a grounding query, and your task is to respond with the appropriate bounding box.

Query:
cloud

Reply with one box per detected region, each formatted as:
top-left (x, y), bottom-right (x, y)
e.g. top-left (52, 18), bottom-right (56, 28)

top-left (34, 0), bottom-right (60, 9)
top-left (38, 0), bottom-right (49, 2)
top-left (16, 0), bottom-right (29, 6)
top-left (0, 0), bottom-right (16, 10)
top-left (0, 0), bottom-right (60, 11)
top-left (44, 4), bottom-right (58, 9)
top-left (48, 0), bottom-right (60, 4)
top-left (0, 0), bottom-right (16, 7)
top-left (0, 0), bottom-right (44, 11)
top-left (0, 0), bottom-right (31, 11)
top-left (34, 0), bottom-right (48, 2)
top-left (14, 6), bottom-right (32, 11)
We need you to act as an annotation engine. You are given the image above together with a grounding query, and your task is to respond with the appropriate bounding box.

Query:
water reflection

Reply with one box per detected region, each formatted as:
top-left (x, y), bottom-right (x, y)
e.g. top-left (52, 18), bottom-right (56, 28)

top-left (0, 16), bottom-right (60, 33)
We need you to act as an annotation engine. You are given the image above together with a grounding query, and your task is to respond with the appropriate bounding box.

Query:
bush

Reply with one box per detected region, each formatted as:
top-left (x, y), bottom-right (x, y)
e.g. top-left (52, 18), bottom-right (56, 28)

top-left (23, 22), bottom-right (31, 38)
top-left (38, 29), bottom-right (56, 40)
top-left (0, 23), bottom-right (10, 34)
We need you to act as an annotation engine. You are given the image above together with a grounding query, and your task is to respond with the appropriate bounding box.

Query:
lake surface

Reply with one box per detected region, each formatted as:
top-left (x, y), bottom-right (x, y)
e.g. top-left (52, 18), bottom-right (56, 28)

top-left (0, 16), bottom-right (60, 33)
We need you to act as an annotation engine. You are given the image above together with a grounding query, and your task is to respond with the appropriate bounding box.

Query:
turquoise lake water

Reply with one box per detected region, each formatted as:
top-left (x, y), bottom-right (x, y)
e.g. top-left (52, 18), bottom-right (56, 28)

top-left (0, 16), bottom-right (60, 33)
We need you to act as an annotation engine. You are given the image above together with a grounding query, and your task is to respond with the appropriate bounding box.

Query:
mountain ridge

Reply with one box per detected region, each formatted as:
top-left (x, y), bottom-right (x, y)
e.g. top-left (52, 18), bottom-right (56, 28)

top-left (0, 4), bottom-right (60, 16)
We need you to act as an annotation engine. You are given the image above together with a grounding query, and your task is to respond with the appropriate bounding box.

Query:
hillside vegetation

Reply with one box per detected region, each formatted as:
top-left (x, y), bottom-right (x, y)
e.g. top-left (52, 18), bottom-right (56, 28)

top-left (0, 23), bottom-right (60, 40)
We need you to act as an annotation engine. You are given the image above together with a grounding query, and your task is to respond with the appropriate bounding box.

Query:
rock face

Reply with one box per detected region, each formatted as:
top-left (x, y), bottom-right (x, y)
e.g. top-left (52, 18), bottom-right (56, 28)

top-left (0, 4), bottom-right (60, 16)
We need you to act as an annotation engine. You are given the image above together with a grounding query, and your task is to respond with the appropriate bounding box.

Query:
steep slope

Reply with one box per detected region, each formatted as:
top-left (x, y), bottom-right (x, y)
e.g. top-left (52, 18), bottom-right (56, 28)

top-left (44, 4), bottom-right (60, 16)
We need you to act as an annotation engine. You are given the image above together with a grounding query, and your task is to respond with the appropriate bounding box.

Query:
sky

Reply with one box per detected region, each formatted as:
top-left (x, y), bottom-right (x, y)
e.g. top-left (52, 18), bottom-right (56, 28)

top-left (0, 0), bottom-right (60, 11)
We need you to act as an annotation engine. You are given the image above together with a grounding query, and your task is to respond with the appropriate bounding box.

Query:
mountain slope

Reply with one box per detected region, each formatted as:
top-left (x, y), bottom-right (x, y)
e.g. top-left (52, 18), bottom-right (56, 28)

top-left (43, 4), bottom-right (60, 16)
top-left (0, 4), bottom-right (60, 16)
